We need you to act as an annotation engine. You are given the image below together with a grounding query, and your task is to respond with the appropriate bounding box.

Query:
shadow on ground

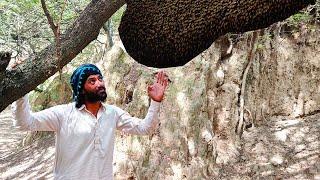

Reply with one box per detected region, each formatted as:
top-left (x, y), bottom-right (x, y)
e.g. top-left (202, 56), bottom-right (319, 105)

top-left (0, 108), bottom-right (54, 179)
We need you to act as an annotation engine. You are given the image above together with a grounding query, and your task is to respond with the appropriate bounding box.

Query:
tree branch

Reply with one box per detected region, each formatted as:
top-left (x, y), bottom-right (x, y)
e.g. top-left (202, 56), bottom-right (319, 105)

top-left (41, 0), bottom-right (68, 76)
top-left (0, 0), bottom-right (125, 112)
top-left (40, 0), bottom-right (58, 37)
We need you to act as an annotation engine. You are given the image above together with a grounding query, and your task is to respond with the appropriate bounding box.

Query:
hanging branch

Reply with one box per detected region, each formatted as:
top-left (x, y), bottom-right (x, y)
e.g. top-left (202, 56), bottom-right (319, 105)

top-left (41, 0), bottom-right (67, 77)
top-left (237, 30), bottom-right (259, 136)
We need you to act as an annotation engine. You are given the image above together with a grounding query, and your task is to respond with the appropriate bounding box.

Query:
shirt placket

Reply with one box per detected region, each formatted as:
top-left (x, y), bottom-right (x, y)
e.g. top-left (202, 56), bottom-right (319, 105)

top-left (93, 114), bottom-right (105, 157)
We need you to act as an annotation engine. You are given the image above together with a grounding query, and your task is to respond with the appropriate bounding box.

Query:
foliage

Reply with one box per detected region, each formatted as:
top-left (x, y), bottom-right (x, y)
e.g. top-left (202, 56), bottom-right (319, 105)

top-left (110, 5), bottom-right (126, 31)
top-left (285, 1), bottom-right (320, 31)
top-left (0, 0), bottom-right (89, 59)
top-left (287, 12), bottom-right (313, 27)
top-left (0, 0), bottom-right (126, 71)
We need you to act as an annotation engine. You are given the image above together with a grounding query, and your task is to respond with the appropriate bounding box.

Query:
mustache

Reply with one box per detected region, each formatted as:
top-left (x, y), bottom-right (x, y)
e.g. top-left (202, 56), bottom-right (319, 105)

top-left (97, 86), bottom-right (106, 91)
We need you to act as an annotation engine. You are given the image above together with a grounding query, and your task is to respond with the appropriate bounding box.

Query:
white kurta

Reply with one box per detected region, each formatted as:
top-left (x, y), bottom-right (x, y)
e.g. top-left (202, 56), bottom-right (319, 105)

top-left (11, 95), bottom-right (160, 180)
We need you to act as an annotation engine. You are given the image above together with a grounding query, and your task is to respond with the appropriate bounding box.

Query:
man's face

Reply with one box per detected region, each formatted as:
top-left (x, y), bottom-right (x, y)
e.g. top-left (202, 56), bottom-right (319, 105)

top-left (82, 74), bottom-right (107, 103)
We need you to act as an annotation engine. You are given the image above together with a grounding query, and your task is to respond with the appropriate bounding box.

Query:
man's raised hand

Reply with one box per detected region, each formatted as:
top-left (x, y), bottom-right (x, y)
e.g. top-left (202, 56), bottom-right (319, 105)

top-left (148, 71), bottom-right (168, 102)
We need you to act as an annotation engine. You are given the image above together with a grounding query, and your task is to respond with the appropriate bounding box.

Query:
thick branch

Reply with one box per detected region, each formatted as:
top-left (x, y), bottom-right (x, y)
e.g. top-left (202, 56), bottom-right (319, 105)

top-left (0, 0), bottom-right (125, 112)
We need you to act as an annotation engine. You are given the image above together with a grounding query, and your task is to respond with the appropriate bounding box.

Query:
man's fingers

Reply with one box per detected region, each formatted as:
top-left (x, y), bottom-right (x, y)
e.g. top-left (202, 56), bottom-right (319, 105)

top-left (156, 70), bottom-right (162, 84)
top-left (155, 70), bottom-right (169, 86)
top-left (161, 71), bottom-right (167, 85)
top-left (162, 77), bottom-right (168, 89)
top-left (156, 71), bottom-right (160, 83)
top-left (162, 72), bottom-right (168, 86)
top-left (165, 78), bottom-right (168, 88)
top-left (159, 70), bottom-right (164, 84)
top-left (160, 71), bottom-right (164, 82)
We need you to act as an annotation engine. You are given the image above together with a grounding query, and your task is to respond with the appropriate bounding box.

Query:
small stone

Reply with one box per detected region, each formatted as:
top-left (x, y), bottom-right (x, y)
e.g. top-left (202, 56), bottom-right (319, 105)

top-left (240, 155), bottom-right (246, 161)
top-left (270, 154), bottom-right (284, 166)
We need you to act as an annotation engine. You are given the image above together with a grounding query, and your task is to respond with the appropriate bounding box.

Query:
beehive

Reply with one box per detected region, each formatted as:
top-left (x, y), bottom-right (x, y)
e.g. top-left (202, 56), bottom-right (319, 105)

top-left (119, 0), bottom-right (315, 67)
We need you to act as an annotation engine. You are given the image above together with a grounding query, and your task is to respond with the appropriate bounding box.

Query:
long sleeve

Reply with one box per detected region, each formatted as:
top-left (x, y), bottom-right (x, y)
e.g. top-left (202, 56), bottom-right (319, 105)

top-left (11, 95), bottom-right (63, 132)
top-left (115, 100), bottom-right (160, 135)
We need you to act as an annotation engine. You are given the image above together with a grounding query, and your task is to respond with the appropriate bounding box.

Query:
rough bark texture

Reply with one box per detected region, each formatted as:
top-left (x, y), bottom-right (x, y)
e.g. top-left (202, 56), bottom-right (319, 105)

top-left (0, 0), bottom-right (125, 112)
top-left (119, 0), bottom-right (315, 67)
top-left (0, 52), bottom-right (11, 83)
top-left (0, 52), bottom-right (11, 73)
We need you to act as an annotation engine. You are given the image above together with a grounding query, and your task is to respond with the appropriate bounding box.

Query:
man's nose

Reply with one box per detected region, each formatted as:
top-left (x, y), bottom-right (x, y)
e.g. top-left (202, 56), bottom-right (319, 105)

top-left (96, 80), bottom-right (105, 87)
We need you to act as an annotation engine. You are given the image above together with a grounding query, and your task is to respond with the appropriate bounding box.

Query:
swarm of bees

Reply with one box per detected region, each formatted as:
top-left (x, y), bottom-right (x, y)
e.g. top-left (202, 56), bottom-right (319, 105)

top-left (119, 0), bottom-right (314, 68)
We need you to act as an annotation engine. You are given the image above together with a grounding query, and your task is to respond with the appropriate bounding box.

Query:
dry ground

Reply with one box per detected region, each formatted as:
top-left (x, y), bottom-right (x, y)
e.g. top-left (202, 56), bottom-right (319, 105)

top-left (0, 107), bottom-right (319, 179)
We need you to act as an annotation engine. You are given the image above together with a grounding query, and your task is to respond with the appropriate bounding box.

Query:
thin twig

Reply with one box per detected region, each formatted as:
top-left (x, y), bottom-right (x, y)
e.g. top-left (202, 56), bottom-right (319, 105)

top-left (40, 0), bottom-right (58, 37)
top-left (41, 0), bottom-right (67, 79)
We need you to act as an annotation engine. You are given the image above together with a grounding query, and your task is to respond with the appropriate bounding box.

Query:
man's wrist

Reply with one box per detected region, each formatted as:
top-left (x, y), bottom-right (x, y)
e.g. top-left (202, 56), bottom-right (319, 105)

top-left (151, 99), bottom-right (161, 104)
top-left (152, 99), bottom-right (162, 103)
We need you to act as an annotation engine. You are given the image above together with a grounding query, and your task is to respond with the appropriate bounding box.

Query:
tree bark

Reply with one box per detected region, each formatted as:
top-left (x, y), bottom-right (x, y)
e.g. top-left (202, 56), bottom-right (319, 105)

top-left (0, 52), bottom-right (11, 73)
top-left (0, 0), bottom-right (125, 112)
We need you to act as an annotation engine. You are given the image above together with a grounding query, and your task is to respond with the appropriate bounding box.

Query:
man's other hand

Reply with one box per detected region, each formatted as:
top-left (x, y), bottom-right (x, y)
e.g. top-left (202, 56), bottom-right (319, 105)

top-left (148, 71), bottom-right (168, 102)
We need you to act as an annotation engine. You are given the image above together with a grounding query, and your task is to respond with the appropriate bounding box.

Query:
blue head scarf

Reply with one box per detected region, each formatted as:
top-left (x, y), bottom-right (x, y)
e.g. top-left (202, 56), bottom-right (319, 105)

top-left (70, 64), bottom-right (102, 108)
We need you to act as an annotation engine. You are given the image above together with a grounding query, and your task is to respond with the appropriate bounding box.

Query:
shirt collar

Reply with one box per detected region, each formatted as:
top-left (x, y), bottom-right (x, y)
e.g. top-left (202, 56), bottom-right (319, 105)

top-left (101, 102), bottom-right (108, 111)
top-left (77, 102), bottom-right (107, 111)
top-left (78, 104), bottom-right (86, 111)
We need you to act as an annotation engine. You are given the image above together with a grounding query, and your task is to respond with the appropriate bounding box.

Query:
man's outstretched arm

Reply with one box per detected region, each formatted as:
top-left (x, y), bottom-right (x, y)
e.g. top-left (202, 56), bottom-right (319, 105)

top-left (11, 95), bottom-right (63, 131)
top-left (115, 100), bottom-right (160, 135)
top-left (116, 71), bottom-right (168, 135)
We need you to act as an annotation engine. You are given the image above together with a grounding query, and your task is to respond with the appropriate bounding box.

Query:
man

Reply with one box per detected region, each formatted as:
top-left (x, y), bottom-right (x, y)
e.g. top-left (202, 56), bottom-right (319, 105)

top-left (12, 64), bottom-right (168, 179)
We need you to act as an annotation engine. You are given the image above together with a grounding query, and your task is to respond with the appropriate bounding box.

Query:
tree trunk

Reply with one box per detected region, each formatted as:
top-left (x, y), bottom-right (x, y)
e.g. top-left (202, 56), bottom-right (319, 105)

top-left (0, 0), bottom-right (125, 112)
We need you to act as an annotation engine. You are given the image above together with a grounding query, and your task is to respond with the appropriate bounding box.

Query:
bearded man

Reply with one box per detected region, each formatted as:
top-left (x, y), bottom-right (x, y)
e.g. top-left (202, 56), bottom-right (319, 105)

top-left (12, 64), bottom-right (168, 179)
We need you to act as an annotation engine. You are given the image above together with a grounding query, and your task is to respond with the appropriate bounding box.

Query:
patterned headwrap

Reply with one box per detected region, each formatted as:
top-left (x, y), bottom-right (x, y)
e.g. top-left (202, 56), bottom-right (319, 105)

top-left (70, 64), bottom-right (102, 108)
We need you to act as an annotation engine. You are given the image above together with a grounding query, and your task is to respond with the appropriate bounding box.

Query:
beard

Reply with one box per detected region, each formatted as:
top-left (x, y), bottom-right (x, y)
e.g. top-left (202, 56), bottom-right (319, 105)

top-left (83, 87), bottom-right (107, 103)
